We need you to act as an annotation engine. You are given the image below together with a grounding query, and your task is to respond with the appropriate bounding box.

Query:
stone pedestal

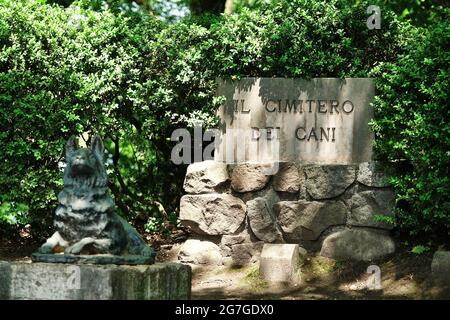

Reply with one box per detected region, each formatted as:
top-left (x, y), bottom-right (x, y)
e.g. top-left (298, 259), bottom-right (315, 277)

top-left (259, 244), bottom-right (303, 283)
top-left (0, 261), bottom-right (191, 300)
top-left (31, 253), bottom-right (154, 265)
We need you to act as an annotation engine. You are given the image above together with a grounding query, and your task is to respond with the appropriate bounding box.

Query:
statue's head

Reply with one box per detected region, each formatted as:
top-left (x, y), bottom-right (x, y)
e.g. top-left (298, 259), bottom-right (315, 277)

top-left (65, 135), bottom-right (106, 179)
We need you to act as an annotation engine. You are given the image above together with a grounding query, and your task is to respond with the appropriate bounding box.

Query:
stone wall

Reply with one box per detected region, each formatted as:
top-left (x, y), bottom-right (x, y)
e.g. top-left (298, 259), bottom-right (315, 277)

top-left (179, 160), bottom-right (395, 265)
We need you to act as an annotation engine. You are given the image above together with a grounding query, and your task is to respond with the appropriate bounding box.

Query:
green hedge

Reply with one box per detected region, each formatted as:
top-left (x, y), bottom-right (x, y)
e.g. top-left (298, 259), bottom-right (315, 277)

top-left (0, 0), bottom-right (447, 240)
top-left (208, 0), bottom-right (409, 78)
top-left (370, 11), bottom-right (450, 238)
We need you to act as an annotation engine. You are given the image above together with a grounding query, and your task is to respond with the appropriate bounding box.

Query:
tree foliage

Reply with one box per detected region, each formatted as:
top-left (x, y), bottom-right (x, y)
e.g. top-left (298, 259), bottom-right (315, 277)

top-left (0, 0), bottom-right (447, 240)
top-left (370, 10), bottom-right (450, 237)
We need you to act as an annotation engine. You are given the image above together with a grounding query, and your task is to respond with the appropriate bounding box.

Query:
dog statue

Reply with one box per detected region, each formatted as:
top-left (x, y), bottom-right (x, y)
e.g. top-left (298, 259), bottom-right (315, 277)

top-left (38, 135), bottom-right (153, 257)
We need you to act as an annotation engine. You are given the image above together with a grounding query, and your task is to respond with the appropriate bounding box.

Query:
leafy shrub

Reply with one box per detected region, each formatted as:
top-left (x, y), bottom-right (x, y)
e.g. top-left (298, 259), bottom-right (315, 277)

top-left (411, 245), bottom-right (431, 255)
top-left (0, 202), bottom-right (29, 225)
top-left (0, 1), bottom-right (174, 235)
top-left (0, 0), bottom-right (221, 236)
top-left (207, 0), bottom-right (410, 78)
top-left (370, 11), bottom-right (450, 238)
top-left (144, 211), bottom-right (179, 234)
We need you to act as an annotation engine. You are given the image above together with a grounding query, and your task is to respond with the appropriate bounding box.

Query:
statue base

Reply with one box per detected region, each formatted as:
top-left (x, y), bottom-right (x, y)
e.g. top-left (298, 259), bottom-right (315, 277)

top-left (0, 261), bottom-right (191, 300)
top-left (31, 252), bottom-right (155, 265)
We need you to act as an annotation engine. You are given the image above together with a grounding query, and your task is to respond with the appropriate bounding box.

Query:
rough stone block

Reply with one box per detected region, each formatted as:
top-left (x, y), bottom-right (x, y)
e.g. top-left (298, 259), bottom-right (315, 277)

top-left (259, 244), bottom-right (302, 283)
top-left (179, 194), bottom-right (246, 235)
top-left (246, 189), bottom-right (283, 243)
top-left (304, 165), bottom-right (356, 199)
top-left (0, 261), bottom-right (191, 300)
top-left (274, 200), bottom-right (347, 241)
top-left (221, 234), bottom-right (247, 247)
top-left (431, 251), bottom-right (450, 287)
top-left (178, 239), bottom-right (222, 266)
top-left (357, 161), bottom-right (391, 187)
top-left (320, 228), bottom-right (395, 261)
top-left (230, 163), bottom-right (271, 192)
top-left (347, 190), bottom-right (395, 230)
top-left (183, 160), bottom-right (229, 194)
top-left (230, 242), bottom-right (264, 266)
top-left (272, 162), bottom-right (303, 193)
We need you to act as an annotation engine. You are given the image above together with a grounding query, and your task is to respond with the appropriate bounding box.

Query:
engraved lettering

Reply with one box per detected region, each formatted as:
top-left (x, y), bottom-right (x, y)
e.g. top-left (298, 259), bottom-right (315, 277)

top-left (295, 127), bottom-right (307, 140)
top-left (342, 100), bottom-right (354, 113)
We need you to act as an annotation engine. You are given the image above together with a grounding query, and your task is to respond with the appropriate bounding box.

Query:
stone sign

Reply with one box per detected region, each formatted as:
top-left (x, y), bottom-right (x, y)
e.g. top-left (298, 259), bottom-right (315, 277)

top-left (178, 78), bottom-right (395, 267)
top-left (215, 78), bottom-right (374, 164)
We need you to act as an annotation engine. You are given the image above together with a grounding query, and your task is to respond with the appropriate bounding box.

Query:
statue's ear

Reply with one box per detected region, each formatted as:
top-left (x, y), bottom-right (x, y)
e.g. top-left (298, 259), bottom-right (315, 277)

top-left (65, 135), bottom-right (78, 159)
top-left (91, 134), bottom-right (104, 161)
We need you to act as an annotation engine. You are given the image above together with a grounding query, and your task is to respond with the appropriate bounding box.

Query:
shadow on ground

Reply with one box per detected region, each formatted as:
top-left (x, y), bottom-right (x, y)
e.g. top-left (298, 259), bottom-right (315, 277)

top-left (186, 247), bottom-right (450, 300)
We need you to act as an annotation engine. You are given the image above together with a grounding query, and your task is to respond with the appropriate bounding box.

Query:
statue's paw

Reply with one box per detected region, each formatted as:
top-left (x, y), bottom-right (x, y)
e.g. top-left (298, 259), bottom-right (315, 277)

top-left (141, 246), bottom-right (155, 257)
top-left (38, 243), bottom-right (54, 254)
top-left (64, 244), bottom-right (82, 255)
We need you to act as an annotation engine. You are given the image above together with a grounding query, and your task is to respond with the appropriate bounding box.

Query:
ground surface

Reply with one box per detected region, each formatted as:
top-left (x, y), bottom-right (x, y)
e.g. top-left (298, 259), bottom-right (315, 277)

top-left (1, 237), bottom-right (449, 300)
top-left (157, 243), bottom-right (450, 300)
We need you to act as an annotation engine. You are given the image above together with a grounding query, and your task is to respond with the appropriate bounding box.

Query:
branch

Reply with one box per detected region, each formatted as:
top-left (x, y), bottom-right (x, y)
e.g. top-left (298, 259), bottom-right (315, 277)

top-left (108, 181), bottom-right (132, 217)
top-left (111, 135), bottom-right (168, 219)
